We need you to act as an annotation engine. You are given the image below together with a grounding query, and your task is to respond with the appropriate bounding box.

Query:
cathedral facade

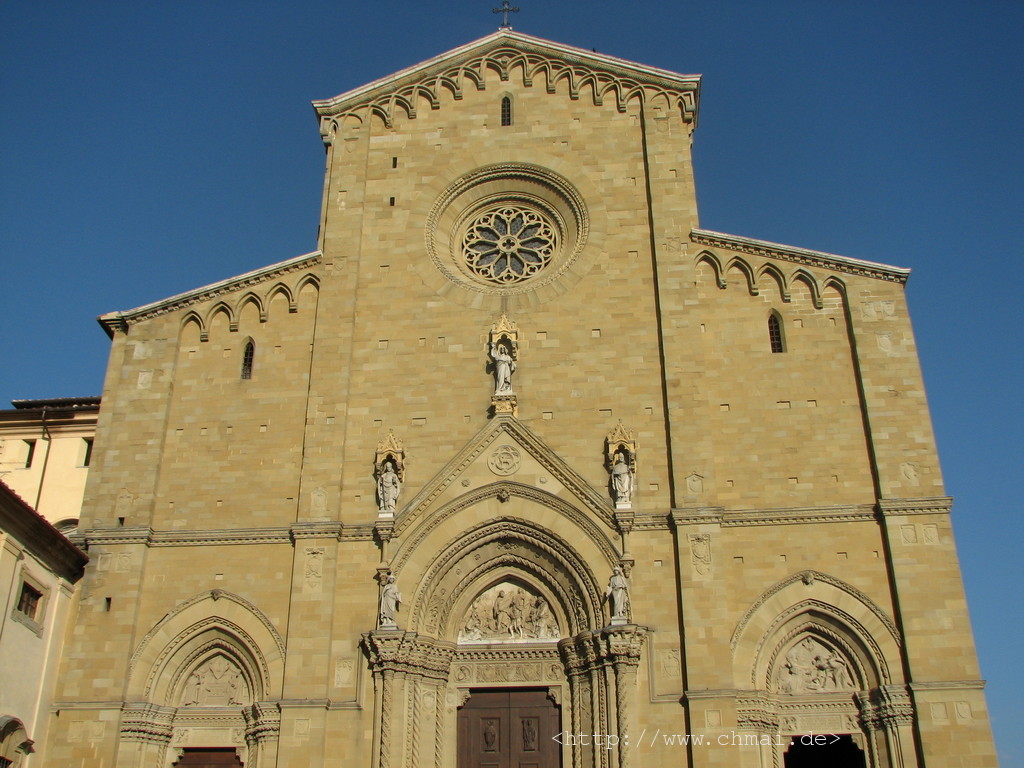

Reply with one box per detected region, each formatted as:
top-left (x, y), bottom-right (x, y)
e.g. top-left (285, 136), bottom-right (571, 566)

top-left (44, 31), bottom-right (996, 768)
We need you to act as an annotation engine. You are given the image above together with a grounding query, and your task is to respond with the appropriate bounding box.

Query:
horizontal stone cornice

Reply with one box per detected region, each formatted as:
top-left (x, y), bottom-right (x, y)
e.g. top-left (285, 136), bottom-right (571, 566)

top-left (81, 522), bottom-right (375, 547)
top-left (684, 688), bottom-right (741, 700)
top-left (908, 679), bottom-right (986, 692)
top-left (671, 503), bottom-right (877, 527)
top-left (98, 251), bottom-right (321, 336)
top-left (691, 229), bottom-right (910, 284)
top-left (877, 497), bottom-right (953, 517)
top-left (630, 511), bottom-right (673, 530)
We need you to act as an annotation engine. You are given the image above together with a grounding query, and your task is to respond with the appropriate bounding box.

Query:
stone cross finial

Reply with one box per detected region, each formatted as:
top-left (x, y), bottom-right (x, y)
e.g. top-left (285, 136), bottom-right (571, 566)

top-left (493, 0), bottom-right (520, 29)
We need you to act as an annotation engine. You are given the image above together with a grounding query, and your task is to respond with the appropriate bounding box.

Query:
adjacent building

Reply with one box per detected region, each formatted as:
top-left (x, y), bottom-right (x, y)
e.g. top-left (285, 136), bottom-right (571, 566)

top-left (0, 397), bottom-right (100, 532)
top-left (0, 481), bottom-right (88, 767)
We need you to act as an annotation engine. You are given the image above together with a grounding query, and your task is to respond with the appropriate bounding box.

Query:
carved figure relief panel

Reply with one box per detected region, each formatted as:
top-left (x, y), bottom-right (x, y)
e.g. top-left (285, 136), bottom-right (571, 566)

top-left (458, 582), bottom-right (560, 643)
top-left (776, 636), bottom-right (856, 694)
top-left (180, 655), bottom-right (249, 706)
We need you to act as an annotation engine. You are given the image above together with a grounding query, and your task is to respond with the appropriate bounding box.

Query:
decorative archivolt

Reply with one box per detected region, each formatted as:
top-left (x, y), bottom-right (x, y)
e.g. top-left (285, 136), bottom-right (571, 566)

top-left (392, 481), bottom-right (620, 573)
top-left (730, 571), bottom-right (903, 703)
top-left (755, 601), bottom-right (889, 691)
top-left (179, 273), bottom-right (319, 341)
top-left (695, 249), bottom-right (848, 310)
top-left (317, 44), bottom-right (697, 136)
top-left (127, 590), bottom-right (285, 704)
top-left (731, 570), bottom-right (900, 650)
top-left (406, 516), bottom-right (607, 639)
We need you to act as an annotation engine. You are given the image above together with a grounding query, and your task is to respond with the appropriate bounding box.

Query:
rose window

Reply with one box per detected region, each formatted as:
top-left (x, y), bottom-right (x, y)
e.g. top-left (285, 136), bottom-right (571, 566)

top-left (461, 205), bottom-right (558, 284)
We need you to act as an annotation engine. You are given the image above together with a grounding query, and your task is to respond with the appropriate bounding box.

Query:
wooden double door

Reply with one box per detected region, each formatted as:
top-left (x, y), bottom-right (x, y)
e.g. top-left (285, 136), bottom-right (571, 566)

top-left (172, 748), bottom-right (244, 767)
top-left (457, 688), bottom-right (562, 768)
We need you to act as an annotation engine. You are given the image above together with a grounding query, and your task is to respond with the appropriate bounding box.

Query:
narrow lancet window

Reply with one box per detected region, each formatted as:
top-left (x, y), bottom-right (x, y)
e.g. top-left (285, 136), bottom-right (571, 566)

top-left (242, 340), bottom-right (255, 379)
top-left (501, 96), bottom-right (512, 126)
top-left (768, 313), bottom-right (785, 353)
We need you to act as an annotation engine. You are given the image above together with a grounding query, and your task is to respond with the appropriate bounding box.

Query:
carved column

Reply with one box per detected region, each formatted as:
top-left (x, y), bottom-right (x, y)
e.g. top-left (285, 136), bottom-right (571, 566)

top-left (561, 628), bottom-right (645, 768)
top-left (363, 631), bottom-right (455, 768)
top-left (243, 702), bottom-right (282, 768)
top-left (604, 626), bottom-right (646, 768)
top-left (857, 685), bottom-right (919, 768)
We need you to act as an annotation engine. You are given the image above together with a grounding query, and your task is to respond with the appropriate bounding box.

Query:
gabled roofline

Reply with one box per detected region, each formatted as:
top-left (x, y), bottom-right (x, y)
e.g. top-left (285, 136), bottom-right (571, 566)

top-left (97, 251), bottom-right (322, 337)
top-left (691, 229), bottom-right (911, 284)
top-left (313, 29), bottom-right (701, 130)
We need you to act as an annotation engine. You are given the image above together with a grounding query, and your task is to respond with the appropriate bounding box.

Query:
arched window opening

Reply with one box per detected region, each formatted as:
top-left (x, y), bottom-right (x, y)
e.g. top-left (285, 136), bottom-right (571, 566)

top-left (768, 312), bottom-right (785, 353)
top-left (241, 340), bottom-right (255, 379)
top-left (500, 96), bottom-right (512, 126)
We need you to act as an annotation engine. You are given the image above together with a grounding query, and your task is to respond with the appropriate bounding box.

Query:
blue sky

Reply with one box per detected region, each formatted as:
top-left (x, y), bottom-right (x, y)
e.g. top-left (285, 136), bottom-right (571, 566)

top-left (2, 1), bottom-right (1021, 761)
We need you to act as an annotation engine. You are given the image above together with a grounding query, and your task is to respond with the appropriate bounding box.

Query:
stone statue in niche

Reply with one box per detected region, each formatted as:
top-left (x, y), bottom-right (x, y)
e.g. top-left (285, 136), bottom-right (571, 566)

top-left (605, 566), bottom-right (630, 624)
top-left (180, 655), bottom-right (247, 706)
top-left (610, 451), bottom-right (633, 505)
top-left (376, 459), bottom-right (401, 515)
top-left (458, 583), bottom-right (559, 643)
top-left (373, 431), bottom-right (406, 517)
top-left (778, 637), bottom-right (855, 694)
top-left (605, 422), bottom-right (637, 508)
top-left (379, 574), bottom-right (402, 629)
top-left (490, 341), bottom-right (516, 394)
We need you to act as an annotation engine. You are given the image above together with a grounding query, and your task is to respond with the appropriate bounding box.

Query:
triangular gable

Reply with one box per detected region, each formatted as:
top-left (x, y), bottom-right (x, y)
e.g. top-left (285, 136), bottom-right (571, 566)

top-left (313, 30), bottom-right (701, 132)
top-left (393, 414), bottom-right (614, 534)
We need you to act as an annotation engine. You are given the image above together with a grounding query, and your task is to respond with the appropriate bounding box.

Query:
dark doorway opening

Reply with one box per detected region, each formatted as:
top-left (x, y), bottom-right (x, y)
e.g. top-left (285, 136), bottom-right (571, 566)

top-left (458, 688), bottom-right (561, 768)
top-left (172, 748), bottom-right (244, 767)
top-left (784, 733), bottom-right (866, 768)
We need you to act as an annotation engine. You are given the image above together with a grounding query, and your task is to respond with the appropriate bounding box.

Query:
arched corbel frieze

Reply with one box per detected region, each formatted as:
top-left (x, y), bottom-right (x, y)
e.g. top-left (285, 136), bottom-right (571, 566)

top-left (791, 268), bottom-right (824, 310)
top-left (757, 263), bottom-right (791, 302)
top-left (724, 257), bottom-right (759, 296)
top-left (179, 311), bottom-right (206, 343)
top-left (205, 301), bottom-right (235, 334)
top-left (266, 282), bottom-right (296, 314)
top-left (237, 292), bottom-right (266, 324)
top-left (314, 41), bottom-right (698, 132)
top-left (695, 249), bottom-right (726, 288)
top-left (822, 275), bottom-right (848, 301)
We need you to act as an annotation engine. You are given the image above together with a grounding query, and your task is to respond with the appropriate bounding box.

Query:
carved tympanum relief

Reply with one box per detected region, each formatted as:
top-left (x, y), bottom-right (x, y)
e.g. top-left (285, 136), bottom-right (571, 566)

top-left (776, 636), bottom-right (856, 694)
top-left (180, 655), bottom-right (249, 706)
top-left (458, 582), bottom-right (560, 643)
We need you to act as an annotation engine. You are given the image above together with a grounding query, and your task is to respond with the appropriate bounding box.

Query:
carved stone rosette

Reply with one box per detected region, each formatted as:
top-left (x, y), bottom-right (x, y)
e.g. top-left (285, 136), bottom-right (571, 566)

top-left (560, 625), bottom-right (646, 768)
top-left (363, 631), bottom-right (455, 768)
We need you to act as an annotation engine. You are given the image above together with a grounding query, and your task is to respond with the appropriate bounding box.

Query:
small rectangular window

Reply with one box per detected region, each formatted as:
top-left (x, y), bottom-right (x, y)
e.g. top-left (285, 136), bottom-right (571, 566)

top-left (82, 437), bottom-right (94, 467)
top-left (17, 582), bottom-right (42, 620)
top-left (23, 439), bottom-right (36, 468)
